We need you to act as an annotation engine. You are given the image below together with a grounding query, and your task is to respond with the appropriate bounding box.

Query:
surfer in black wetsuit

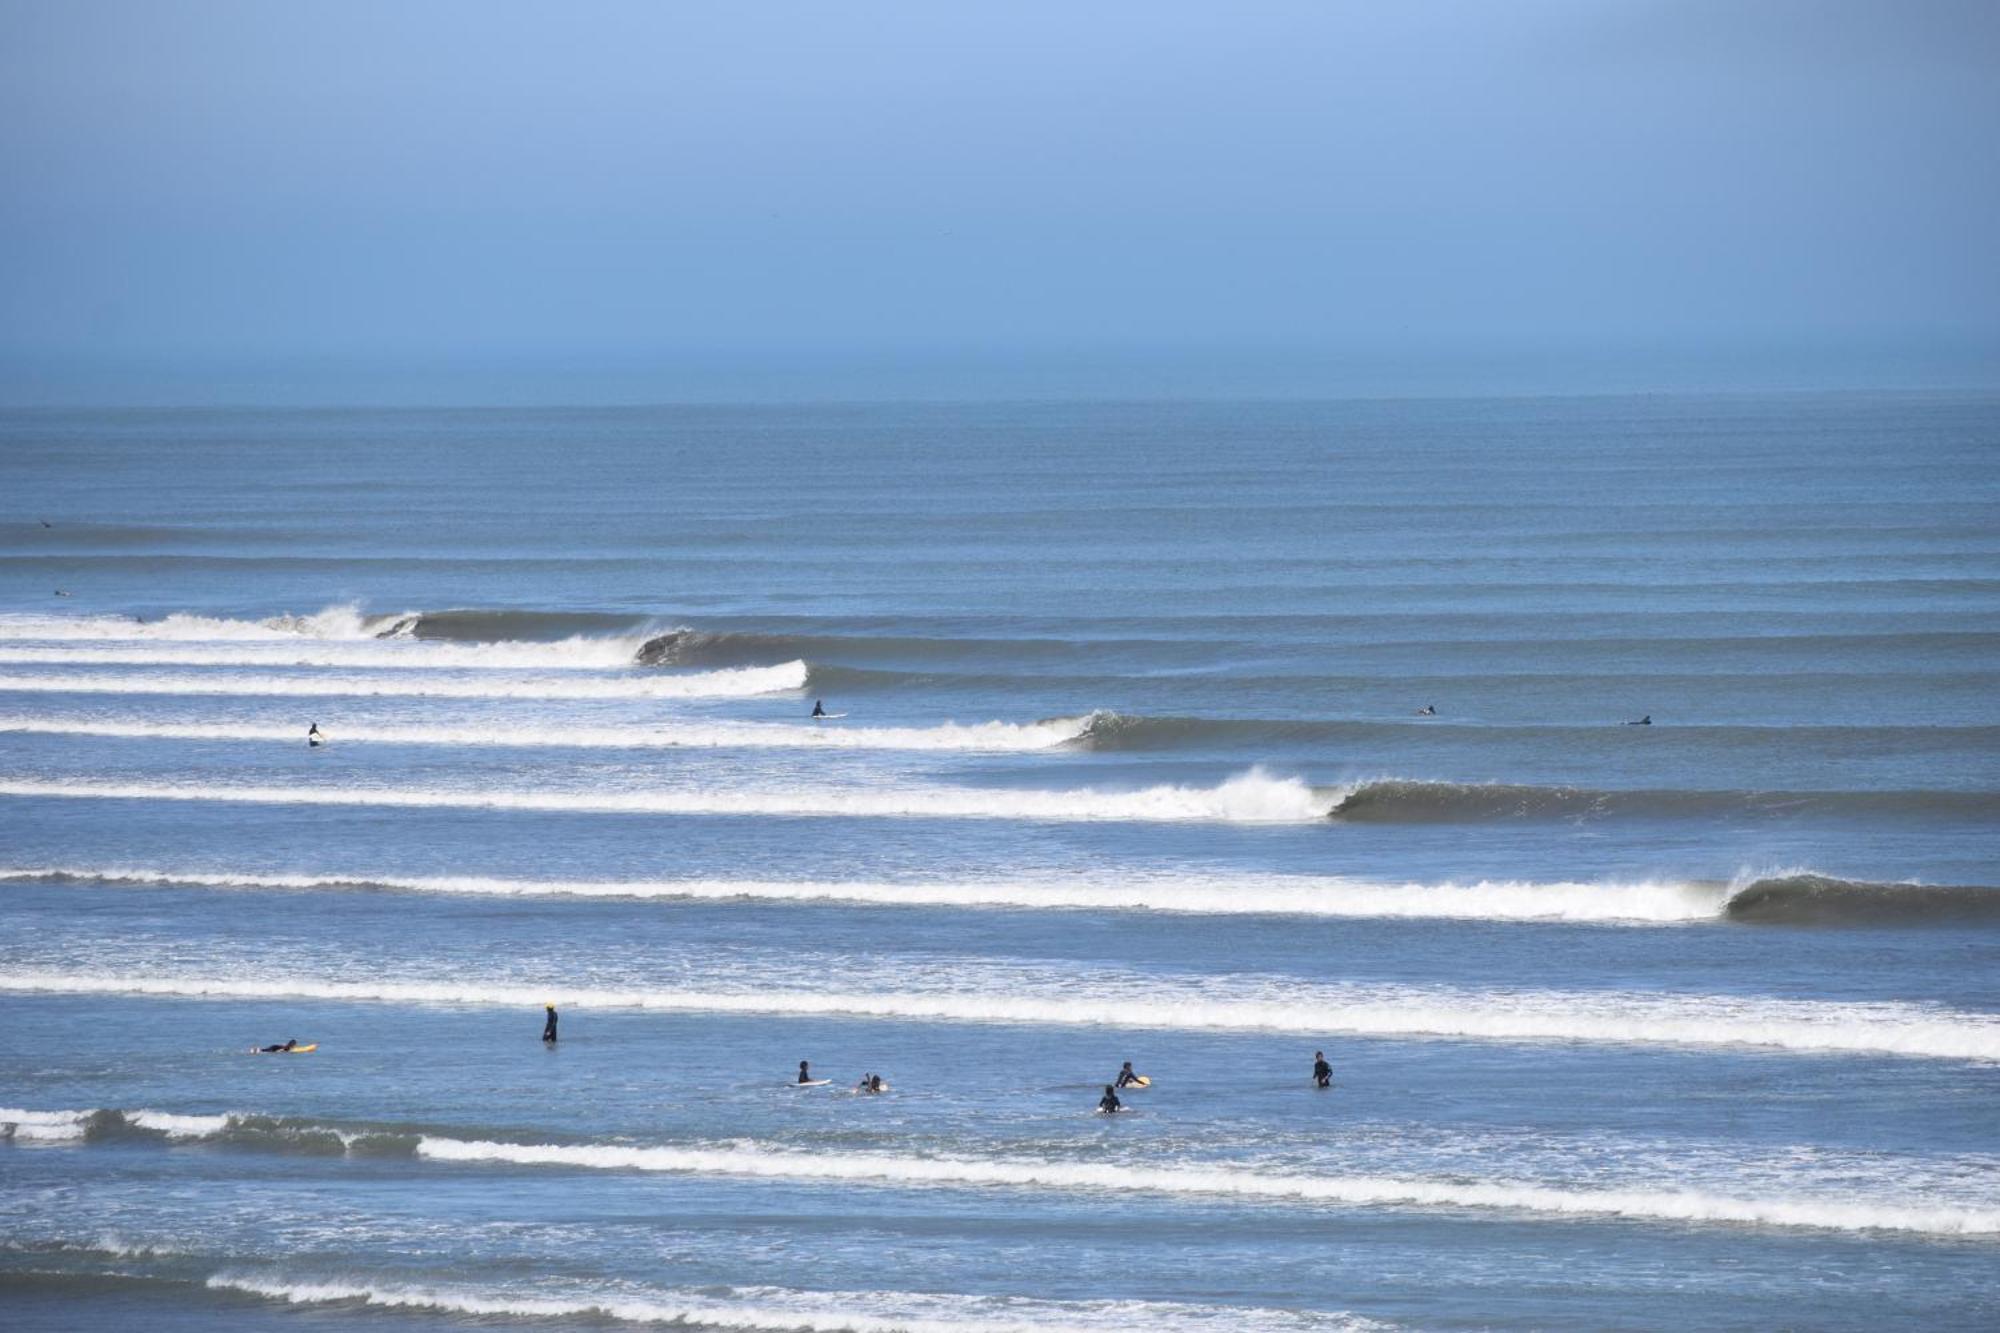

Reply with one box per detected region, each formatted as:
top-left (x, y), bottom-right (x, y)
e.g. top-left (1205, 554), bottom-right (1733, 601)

top-left (307, 723), bottom-right (324, 748)
top-left (1114, 1061), bottom-right (1143, 1088)
top-left (1313, 1050), bottom-right (1332, 1088)
top-left (1626, 715), bottom-right (1652, 726)
top-left (798, 1059), bottom-right (813, 1084)
top-left (1416, 704), bottom-right (1436, 716)
top-left (811, 699), bottom-right (826, 718)
top-left (258, 1039), bottom-right (298, 1053)
top-left (541, 1004), bottom-right (558, 1043)
top-left (1098, 1085), bottom-right (1123, 1114)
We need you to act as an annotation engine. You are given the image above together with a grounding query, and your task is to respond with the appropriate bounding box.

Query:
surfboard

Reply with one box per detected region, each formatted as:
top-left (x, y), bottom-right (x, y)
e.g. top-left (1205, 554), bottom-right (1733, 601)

top-left (812, 713), bottom-right (848, 719)
top-left (1120, 1075), bottom-right (1151, 1089)
top-left (792, 1078), bottom-right (831, 1087)
top-left (251, 1044), bottom-right (317, 1054)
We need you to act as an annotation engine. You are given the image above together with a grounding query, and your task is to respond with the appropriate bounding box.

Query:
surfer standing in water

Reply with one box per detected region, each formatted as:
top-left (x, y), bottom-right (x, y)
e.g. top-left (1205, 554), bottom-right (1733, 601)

top-left (811, 699), bottom-right (826, 718)
top-left (541, 1004), bottom-right (558, 1043)
top-left (1114, 1061), bottom-right (1144, 1089)
top-left (307, 723), bottom-right (324, 748)
top-left (1098, 1085), bottom-right (1124, 1114)
top-left (1313, 1050), bottom-right (1333, 1088)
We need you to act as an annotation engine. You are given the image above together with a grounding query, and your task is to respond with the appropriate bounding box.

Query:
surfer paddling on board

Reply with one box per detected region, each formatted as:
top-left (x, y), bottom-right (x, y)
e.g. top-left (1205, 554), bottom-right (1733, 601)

top-left (1313, 1051), bottom-right (1333, 1088)
top-left (1625, 715), bottom-right (1652, 726)
top-left (1098, 1085), bottom-right (1124, 1114)
top-left (541, 1003), bottom-right (558, 1043)
top-left (811, 699), bottom-right (826, 718)
top-left (258, 1039), bottom-right (299, 1053)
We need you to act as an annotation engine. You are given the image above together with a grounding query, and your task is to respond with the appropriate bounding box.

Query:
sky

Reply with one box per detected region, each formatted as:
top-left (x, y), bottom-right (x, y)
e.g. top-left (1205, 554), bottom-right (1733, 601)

top-left (1, 0), bottom-right (1996, 404)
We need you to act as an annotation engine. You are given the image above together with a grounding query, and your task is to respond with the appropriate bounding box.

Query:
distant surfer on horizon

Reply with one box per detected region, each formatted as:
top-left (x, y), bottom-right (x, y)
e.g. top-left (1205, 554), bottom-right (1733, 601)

top-left (1313, 1050), bottom-right (1332, 1088)
top-left (1416, 704), bottom-right (1436, 716)
top-left (541, 1003), bottom-right (558, 1043)
top-left (307, 722), bottom-right (324, 748)
top-left (812, 699), bottom-right (826, 718)
top-left (1625, 715), bottom-right (1652, 726)
top-left (1098, 1084), bottom-right (1124, 1114)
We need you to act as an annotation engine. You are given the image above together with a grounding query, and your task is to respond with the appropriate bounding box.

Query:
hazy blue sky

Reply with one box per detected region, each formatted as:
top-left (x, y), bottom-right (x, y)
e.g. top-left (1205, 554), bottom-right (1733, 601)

top-left (1, 1), bottom-right (1995, 402)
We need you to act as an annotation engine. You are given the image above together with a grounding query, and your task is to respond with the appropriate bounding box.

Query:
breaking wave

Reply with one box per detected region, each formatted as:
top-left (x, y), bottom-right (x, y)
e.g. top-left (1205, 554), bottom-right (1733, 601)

top-left (0, 769), bottom-right (1334, 823)
top-left (0, 661), bottom-right (808, 700)
top-left (8, 1104), bottom-right (1992, 1238)
top-left (0, 713), bottom-right (1091, 753)
top-left (1, 863), bottom-right (1736, 924)
top-left (410, 1137), bottom-right (2000, 1238)
top-left (4, 970), bottom-right (1994, 1060)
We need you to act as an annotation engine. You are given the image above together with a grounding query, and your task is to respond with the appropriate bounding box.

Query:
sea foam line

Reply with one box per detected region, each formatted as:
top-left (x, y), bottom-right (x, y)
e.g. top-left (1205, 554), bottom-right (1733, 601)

top-left (0, 770), bottom-right (1334, 823)
top-left (0, 864), bottom-right (1726, 924)
top-left (2, 971), bottom-right (1993, 1060)
top-left (204, 1274), bottom-right (1370, 1333)
top-left (0, 662), bottom-right (807, 700)
top-left (0, 713), bottom-right (1090, 753)
top-left (410, 1137), bottom-right (2000, 1238)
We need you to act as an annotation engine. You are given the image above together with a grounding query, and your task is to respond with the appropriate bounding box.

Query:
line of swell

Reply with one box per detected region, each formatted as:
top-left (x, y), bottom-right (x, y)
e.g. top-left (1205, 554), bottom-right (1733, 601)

top-left (2, 972), bottom-right (1993, 1060)
top-left (0, 714), bottom-right (1090, 754)
top-left (0, 661), bottom-right (807, 700)
top-left (4, 1107), bottom-right (1990, 1238)
top-left (14, 864), bottom-right (1986, 928)
top-left (0, 770), bottom-right (1334, 823)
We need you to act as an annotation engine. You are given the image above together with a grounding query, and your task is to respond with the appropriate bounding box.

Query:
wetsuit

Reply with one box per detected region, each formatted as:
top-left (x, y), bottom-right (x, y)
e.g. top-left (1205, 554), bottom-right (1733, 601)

top-left (812, 701), bottom-right (826, 718)
top-left (1098, 1088), bottom-right (1122, 1114)
top-left (260, 1041), bottom-right (296, 1053)
top-left (798, 1063), bottom-right (813, 1084)
top-left (542, 1008), bottom-right (558, 1042)
top-left (1115, 1064), bottom-right (1140, 1088)
top-left (1313, 1057), bottom-right (1332, 1088)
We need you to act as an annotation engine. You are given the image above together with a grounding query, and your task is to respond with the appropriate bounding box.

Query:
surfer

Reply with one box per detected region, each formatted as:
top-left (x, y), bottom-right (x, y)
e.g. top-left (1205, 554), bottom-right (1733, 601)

top-left (258, 1039), bottom-right (298, 1053)
top-left (1416, 704), bottom-right (1436, 716)
top-left (53, 589), bottom-right (70, 597)
top-left (798, 1059), bottom-right (813, 1084)
top-left (1313, 1051), bottom-right (1332, 1088)
top-left (307, 722), bottom-right (324, 748)
top-left (1114, 1061), bottom-right (1143, 1089)
top-left (811, 699), bottom-right (826, 718)
top-left (541, 1004), bottom-right (558, 1043)
top-left (1625, 715), bottom-right (1652, 726)
top-left (1098, 1085), bottom-right (1124, 1114)
top-left (855, 1072), bottom-right (885, 1093)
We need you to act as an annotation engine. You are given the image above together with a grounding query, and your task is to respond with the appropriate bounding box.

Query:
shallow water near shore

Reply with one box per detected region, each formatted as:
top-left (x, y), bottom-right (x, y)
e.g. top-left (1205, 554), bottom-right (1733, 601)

top-left (3, 394), bottom-right (1998, 1330)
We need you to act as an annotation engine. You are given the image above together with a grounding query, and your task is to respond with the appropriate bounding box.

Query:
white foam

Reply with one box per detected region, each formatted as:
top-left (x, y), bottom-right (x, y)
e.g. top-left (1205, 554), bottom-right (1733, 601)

top-left (0, 607), bottom-right (396, 643)
top-left (0, 769), bottom-right (1334, 823)
top-left (0, 863), bottom-right (1727, 923)
top-left (0, 1107), bottom-right (89, 1142)
top-left (0, 638), bottom-right (651, 671)
top-left (0, 661), bottom-right (808, 700)
top-left (3, 970), bottom-right (1993, 1061)
top-left (0, 713), bottom-right (1091, 754)
top-left (127, 1109), bottom-right (234, 1138)
top-left (205, 1274), bottom-right (1372, 1333)
top-left (411, 1137), bottom-right (2000, 1238)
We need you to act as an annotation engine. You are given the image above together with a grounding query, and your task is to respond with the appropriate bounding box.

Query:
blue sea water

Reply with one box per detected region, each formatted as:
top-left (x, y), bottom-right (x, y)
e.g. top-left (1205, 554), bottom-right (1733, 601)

top-left (1, 393), bottom-right (1997, 1330)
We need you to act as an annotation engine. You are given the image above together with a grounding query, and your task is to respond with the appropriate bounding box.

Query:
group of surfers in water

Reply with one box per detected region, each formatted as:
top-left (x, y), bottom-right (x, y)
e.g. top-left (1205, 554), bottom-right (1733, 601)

top-left (263, 1014), bottom-right (1341, 1110)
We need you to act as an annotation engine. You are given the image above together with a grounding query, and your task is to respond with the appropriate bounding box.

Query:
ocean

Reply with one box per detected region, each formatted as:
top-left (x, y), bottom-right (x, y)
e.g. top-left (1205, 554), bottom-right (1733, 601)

top-left (1, 393), bottom-right (1995, 1330)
